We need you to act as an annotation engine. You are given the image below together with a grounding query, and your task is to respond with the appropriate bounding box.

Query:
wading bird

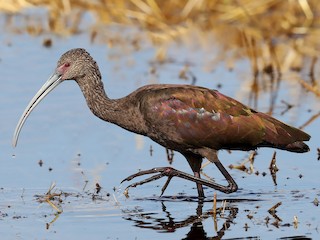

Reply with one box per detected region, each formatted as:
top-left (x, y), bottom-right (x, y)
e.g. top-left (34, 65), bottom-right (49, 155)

top-left (13, 48), bottom-right (310, 198)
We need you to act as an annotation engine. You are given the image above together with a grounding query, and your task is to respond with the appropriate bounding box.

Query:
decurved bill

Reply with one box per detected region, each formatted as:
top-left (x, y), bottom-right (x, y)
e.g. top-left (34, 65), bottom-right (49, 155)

top-left (12, 73), bottom-right (62, 147)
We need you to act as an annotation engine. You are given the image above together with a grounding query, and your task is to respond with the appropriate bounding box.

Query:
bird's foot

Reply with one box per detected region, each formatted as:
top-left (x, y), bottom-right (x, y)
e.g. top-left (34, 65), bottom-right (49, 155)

top-left (121, 167), bottom-right (179, 197)
top-left (121, 164), bottom-right (239, 197)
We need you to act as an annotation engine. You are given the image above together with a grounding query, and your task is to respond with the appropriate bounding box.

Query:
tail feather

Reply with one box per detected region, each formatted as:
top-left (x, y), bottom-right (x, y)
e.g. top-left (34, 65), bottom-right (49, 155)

top-left (281, 141), bottom-right (310, 153)
top-left (256, 112), bottom-right (311, 153)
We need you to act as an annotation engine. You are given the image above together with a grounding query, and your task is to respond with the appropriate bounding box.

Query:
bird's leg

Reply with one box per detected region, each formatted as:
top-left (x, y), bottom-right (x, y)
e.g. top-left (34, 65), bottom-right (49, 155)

top-left (206, 151), bottom-right (238, 194)
top-left (194, 171), bottom-right (204, 198)
top-left (160, 176), bottom-right (173, 196)
top-left (184, 153), bottom-right (205, 198)
top-left (212, 161), bottom-right (238, 193)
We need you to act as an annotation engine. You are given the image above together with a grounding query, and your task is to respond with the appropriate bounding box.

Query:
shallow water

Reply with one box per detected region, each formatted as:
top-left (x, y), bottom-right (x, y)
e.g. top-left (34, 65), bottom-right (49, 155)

top-left (1, 16), bottom-right (320, 240)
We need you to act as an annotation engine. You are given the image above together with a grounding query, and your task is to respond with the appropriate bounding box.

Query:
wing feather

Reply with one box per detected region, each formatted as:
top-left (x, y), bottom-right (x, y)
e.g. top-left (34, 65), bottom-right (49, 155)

top-left (138, 85), bottom-right (310, 151)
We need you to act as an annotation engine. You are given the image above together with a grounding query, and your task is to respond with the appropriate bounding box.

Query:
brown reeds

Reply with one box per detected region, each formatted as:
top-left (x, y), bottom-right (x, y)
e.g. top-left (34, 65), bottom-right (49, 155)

top-left (1, 0), bottom-right (320, 95)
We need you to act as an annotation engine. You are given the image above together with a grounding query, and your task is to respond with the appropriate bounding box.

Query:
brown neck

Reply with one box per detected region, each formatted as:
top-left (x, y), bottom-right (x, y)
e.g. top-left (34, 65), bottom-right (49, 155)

top-left (76, 76), bottom-right (148, 135)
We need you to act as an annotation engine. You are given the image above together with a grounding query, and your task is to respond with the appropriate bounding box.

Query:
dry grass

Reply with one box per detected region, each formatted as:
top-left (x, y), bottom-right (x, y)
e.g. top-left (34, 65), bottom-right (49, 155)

top-left (1, 0), bottom-right (320, 96)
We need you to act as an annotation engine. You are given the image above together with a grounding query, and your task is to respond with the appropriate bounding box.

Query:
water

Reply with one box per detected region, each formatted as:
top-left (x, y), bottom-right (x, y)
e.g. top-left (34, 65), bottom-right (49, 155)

top-left (0, 22), bottom-right (319, 239)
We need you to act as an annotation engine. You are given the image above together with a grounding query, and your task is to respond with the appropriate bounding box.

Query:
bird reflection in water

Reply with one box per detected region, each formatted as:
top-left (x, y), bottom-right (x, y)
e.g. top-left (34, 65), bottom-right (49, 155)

top-left (122, 199), bottom-right (238, 239)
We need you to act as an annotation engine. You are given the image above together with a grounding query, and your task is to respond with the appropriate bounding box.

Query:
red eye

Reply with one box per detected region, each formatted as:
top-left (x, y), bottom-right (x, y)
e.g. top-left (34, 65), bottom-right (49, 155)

top-left (64, 62), bottom-right (70, 67)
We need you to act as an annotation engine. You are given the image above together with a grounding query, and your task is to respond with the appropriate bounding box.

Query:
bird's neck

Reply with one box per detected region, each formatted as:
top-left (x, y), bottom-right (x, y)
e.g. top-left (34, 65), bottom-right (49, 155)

top-left (77, 77), bottom-right (148, 135)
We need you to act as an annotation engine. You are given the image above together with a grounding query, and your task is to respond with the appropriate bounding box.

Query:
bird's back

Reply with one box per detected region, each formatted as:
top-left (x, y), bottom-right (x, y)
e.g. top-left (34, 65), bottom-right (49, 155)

top-left (132, 84), bottom-right (310, 153)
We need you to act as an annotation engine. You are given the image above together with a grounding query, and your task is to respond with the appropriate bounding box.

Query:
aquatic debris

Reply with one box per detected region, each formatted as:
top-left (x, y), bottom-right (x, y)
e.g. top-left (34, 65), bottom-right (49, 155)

top-left (46, 213), bottom-right (60, 230)
top-left (212, 192), bottom-right (217, 217)
top-left (95, 182), bottom-right (102, 194)
top-left (243, 223), bottom-right (250, 231)
top-left (269, 151), bottom-right (278, 186)
top-left (212, 194), bottom-right (218, 232)
top-left (247, 213), bottom-right (253, 220)
top-left (268, 202), bottom-right (282, 222)
top-left (42, 38), bottom-right (52, 48)
top-left (229, 151), bottom-right (257, 174)
top-left (229, 163), bottom-right (247, 172)
top-left (38, 159), bottom-right (43, 167)
top-left (35, 183), bottom-right (66, 213)
top-left (166, 148), bottom-right (174, 164)
top-left (220, 200), bottom-right (227, 217)
top-left (264, 216), bottom-right (270, 225)
top-left (293, 215), bottom-right (299, 229)
top-left (268, 201), bottom-right (282, 214)
top-left (124, 188), bottom-right (130, 198)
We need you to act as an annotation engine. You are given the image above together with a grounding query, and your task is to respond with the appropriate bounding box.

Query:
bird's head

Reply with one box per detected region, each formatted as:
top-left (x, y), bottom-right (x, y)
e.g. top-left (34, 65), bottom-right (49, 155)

top-left (56, 48), bottom-right (99, 81)
top-left (12, 48), bottom-right (98, 147)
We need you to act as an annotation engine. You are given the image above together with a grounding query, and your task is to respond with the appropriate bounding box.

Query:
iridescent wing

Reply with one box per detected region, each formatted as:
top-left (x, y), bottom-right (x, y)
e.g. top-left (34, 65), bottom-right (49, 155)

top-left (140, 85), bottom-right (309, 151)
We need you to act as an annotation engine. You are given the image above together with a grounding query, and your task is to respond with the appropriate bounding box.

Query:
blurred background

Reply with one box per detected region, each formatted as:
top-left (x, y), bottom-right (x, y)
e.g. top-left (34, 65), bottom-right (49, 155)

top-left (0, 0), bottom-right (319, 239)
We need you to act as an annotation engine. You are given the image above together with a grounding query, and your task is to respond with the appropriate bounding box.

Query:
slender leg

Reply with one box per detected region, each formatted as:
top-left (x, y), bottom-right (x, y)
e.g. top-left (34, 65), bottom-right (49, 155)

top-left (183, 152), bottom-right (205, 198)
top-left (194, 171), bottom-right (204, 198)
top-left (207, 151), bottom-right (238, 193)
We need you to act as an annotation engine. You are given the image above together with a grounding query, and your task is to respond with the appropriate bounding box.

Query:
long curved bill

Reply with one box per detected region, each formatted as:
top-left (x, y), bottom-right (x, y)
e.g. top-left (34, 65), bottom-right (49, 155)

top-left (12, 72), bottom-right (63, 147)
